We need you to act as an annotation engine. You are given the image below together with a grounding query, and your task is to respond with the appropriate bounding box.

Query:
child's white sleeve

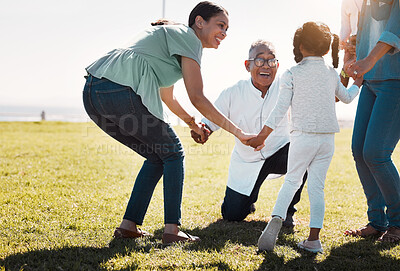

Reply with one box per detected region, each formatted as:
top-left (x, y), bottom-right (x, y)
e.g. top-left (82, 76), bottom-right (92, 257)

top-left (335, 74), bottom-right (360, 104)
top-left (264, 70), bottom-right (293, 129)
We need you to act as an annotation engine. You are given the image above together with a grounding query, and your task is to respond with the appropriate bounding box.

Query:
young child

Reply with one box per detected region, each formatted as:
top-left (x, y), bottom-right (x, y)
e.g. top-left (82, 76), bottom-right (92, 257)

top-left (248, 22), bottom-right (363, 253)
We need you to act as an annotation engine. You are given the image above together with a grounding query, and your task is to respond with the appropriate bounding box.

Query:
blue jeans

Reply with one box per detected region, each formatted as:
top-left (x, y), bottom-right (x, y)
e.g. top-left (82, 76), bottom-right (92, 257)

top-left (352, 80), bottom-right (400, 231)
top-left (83, 75), bottom-right (185, 225)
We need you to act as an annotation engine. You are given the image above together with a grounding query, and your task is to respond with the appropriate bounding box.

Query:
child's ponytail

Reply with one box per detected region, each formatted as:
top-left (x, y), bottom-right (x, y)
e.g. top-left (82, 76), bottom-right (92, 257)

top-left (293, 28), bottom-right (303, 63)
top-left (331, 34), bottom-right (339, 68)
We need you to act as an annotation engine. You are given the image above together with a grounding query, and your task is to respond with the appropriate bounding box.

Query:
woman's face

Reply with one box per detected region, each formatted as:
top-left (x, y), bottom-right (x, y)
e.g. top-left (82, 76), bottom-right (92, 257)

top-left (196, 12), bottom-right (229, 49)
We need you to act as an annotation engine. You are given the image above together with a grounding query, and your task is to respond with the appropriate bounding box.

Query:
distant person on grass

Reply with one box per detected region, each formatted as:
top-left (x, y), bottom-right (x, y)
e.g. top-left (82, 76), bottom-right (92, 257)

top-left (83, 1), bottom-right (255, 245)
top-left (345, 0), bottom-right (400, 243)
top-left (191, 40), bottom-right (307, 227)
top-left (249, 22), bottom-right (363, 253)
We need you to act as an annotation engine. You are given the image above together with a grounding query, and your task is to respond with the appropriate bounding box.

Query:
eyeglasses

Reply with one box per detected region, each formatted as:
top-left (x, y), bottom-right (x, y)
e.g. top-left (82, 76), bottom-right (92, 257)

top-left (248, 58), bottom-right (278, 68)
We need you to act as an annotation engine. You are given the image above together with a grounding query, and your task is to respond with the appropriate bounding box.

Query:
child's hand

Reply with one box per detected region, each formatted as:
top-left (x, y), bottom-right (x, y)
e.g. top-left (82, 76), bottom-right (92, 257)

top-left (354, 76), bottom-right (364, 88)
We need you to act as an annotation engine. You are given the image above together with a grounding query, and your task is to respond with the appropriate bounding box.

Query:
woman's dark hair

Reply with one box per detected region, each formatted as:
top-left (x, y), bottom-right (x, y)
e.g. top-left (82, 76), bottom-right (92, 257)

top-left (188, 1), bottom-right (228, 27)
top-left (293, 22), bottom-right (339, 68)
top-left (151, 19), bottom-right (177, 26)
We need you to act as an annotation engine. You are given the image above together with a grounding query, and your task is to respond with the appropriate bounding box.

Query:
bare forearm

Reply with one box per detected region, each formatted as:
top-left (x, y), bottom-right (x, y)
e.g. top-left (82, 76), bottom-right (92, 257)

top-left (191, 96), bottom-right (241, 137)
top-left (164, 96), bottom-right (193, 124)
top-left (366, 42), bottom-right (393, 63)
top-left (181, 56), bottom-right (244, 140)
top-left (259, 125), bottom-right (273, 138)
top-left (348, 42), bottom-right (393, 78)
top-left (160, 86), bottom-right (195, 127)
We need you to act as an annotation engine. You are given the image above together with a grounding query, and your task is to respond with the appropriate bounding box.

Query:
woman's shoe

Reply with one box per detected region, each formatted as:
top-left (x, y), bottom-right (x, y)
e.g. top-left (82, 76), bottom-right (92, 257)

top-left (162, 232), bottom-right (200, 245)
top-left (378, 227), bottom-right (400, 243)
top-left (113, 227), bottom-right (152, 239)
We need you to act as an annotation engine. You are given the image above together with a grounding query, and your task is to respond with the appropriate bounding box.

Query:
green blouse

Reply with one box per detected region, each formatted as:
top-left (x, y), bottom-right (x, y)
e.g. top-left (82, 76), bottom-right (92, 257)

top-left (86, 24), bottom-right (203, 121)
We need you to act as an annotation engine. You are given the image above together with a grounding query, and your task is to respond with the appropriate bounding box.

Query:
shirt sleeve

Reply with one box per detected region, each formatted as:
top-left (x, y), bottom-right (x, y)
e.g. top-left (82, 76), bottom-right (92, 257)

top-left (378, 0), bottom-right (400, 55)
top-left (164, 25), bottom-right (203, 66)
top-left (334, 72), bottom-right (360, 104)
top-left (264, 69), bottom-right (293, 130)
top-left (202, 88), bottom-right (231, 132)
top-left (340, 0), bottom-right (352, 42)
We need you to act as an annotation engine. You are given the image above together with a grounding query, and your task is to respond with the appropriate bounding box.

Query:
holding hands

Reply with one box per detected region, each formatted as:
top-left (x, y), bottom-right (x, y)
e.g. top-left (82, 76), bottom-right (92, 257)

top-left (189, 122), bottom-right (260, 148)
top-left (247, 136), bottom-right (266, 151)
top-left (188, 120), bottom-right (210, 144)
top-left (343, 38), bottom-right (357, 76)
top-left (246, 125), bottom-right (273, 151)
top-left (347, 41), bottom-right (393, 79)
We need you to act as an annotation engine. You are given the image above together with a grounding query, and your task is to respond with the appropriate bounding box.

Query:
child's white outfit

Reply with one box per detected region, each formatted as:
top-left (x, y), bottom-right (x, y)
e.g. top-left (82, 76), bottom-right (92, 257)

top-left (264, 56), bottom-right (359, 229)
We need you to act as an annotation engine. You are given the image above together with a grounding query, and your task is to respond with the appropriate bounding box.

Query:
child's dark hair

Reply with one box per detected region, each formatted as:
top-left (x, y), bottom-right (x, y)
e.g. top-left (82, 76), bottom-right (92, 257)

top-left (188, 1), bottom-right (228, 27)
top-left (293, 22), bottom-right (339, 68)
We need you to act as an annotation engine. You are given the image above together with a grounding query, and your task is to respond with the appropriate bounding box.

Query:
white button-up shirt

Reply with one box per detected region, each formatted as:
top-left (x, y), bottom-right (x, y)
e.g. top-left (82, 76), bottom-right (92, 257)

top-left (203, 77), bottom-right (290, 196)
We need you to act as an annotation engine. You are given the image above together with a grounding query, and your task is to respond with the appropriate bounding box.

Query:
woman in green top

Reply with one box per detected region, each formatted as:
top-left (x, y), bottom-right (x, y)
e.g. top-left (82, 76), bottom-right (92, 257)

top-left (83, 1), bottom-right (254, 245)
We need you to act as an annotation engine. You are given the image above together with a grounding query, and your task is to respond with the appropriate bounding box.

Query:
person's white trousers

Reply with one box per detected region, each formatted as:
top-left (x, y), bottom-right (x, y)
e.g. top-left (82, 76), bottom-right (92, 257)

top-left (272, 131), bottom-right (335, 229)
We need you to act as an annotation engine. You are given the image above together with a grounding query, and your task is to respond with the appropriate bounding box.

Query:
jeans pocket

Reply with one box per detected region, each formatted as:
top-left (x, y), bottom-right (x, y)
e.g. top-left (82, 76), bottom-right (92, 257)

top-left (95, 87), bottom-right (136, 117)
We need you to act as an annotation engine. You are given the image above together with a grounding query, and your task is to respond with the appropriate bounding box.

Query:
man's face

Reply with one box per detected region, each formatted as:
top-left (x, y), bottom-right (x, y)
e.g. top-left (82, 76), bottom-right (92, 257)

top-left (245, 45), bottom-right (278, 91)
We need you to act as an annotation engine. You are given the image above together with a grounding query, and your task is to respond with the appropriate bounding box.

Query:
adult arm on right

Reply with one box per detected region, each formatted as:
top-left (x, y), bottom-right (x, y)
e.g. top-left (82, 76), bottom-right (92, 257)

top-left (348, 1), bottom-right (400, 77)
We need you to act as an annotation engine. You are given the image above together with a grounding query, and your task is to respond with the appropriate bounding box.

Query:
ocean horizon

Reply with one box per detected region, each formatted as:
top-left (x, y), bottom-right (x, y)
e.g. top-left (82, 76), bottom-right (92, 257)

top-left (0, 105), bottom-right (89, 122)
top-left (0, 104), bottom-right (354, 128)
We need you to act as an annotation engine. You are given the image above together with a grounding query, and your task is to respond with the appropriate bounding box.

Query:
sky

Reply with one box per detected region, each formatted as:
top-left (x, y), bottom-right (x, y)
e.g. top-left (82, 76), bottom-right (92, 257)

top-left (0, 0), bottom-right (356, 120)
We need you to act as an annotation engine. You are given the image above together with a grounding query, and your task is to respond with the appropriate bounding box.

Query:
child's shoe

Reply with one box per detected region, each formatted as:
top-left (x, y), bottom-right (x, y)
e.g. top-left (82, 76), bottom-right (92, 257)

top-left (297, 239), bottom-right (323, 253)
top-left (258, 216), bottom-right (282, 252)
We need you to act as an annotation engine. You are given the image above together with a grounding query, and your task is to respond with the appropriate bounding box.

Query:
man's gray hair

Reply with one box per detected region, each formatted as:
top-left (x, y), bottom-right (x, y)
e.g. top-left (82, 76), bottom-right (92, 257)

top-left (249, 40), bottom-right (276, 57)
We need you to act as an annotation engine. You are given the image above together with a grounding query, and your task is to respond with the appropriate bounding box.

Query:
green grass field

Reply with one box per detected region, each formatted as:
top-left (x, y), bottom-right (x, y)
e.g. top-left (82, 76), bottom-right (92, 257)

top-left (1, 121), bottom-right (399, 270)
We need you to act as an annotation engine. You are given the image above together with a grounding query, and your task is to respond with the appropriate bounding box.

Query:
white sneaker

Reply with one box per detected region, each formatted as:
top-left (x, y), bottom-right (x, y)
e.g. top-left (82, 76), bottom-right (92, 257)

top-left (297, 239), bottom-right (323, 253)
top-left (258, 216), bottom-right (282, 252)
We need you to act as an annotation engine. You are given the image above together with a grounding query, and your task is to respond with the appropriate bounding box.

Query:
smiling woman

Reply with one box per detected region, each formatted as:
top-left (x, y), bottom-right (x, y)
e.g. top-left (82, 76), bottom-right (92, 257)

top-left (82, 1), bottom-right (256, 246)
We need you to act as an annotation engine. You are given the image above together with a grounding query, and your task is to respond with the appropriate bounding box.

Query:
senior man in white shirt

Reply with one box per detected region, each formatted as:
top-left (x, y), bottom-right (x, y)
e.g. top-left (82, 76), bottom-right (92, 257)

top-left (191, 40), bottom-right (307, 226)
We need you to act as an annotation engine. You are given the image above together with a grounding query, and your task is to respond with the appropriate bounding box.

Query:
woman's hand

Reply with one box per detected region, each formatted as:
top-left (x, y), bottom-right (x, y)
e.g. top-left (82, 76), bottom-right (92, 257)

top-left (190, 123), bottom-right (210, 144)
top-left (347, 57), bottom-right (376, 79)
top-left (348, 41), bottom-right (393, 78)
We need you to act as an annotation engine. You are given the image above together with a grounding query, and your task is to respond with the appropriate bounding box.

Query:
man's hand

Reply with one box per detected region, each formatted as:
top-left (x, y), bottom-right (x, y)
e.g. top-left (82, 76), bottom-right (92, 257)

top-left (247, 135), bottom-right (266, 151)
top-left (235, 130), bottom-right (257, 146)
top-left (246, 125), bottom-right (273, 151)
